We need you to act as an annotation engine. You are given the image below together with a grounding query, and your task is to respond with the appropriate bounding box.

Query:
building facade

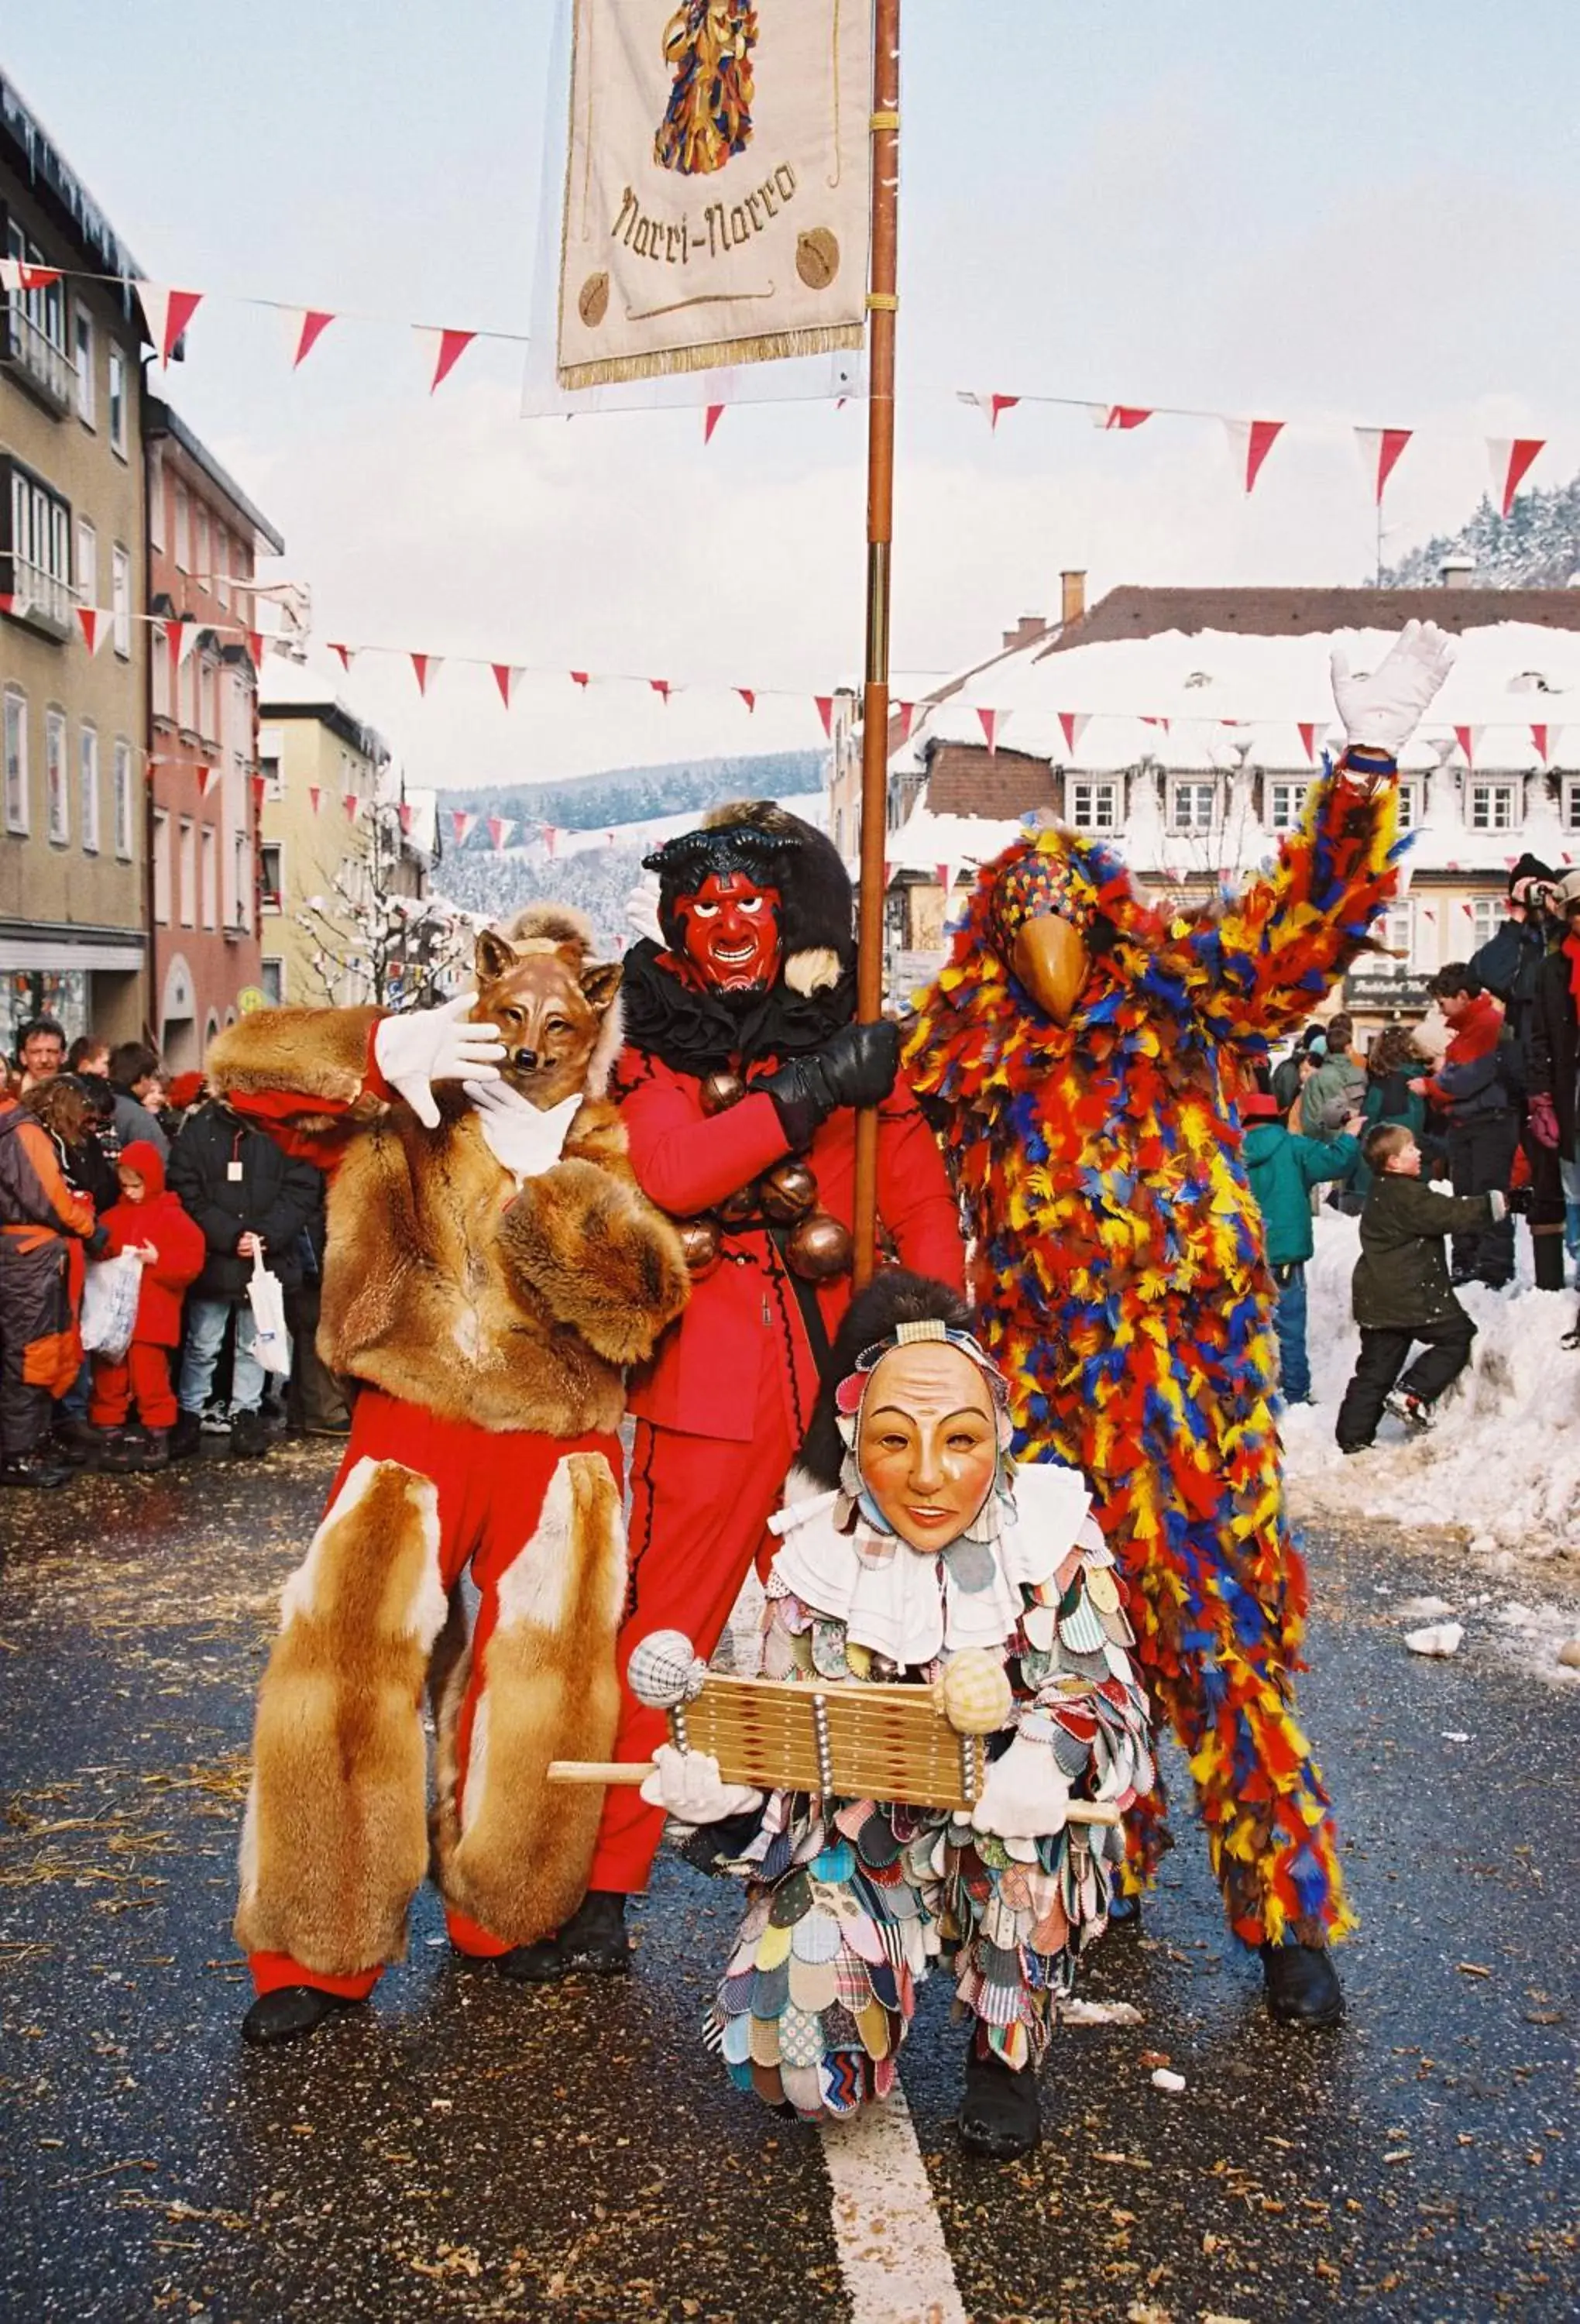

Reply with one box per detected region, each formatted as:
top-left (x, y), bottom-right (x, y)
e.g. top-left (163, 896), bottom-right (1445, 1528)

top-left (1, 73), bottom-right (151, 1057)
top-left (145, 398), bottom-right (283, 1069)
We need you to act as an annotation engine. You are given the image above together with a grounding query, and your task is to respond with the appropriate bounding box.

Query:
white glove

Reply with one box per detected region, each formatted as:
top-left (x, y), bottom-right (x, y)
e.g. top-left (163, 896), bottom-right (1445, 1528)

top-left (1330, 619), bottom-right (1455, 758)
top-left (374, 992), bottom-right (505, 1129)
top-left (639, 1743), bottom-right (762, 1825)
top-left (462, 1079), bottom-right (582, 1182)
top-left (627, 873), bottom-right (664, 945)
top-left (969, 1730), bottom-right (1071, 1843)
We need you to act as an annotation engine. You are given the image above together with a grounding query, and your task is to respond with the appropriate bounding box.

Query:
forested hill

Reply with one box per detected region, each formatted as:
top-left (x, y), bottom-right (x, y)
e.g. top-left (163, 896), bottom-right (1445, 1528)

top-left (1382, 471), bottom-right (1580, 587)
top-left (435, 749), bottom-right (823, 836)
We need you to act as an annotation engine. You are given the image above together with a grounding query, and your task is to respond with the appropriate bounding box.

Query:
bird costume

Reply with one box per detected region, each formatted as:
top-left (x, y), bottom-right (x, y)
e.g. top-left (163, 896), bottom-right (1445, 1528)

top-left (904, 623), bottom-right (1455, 1998)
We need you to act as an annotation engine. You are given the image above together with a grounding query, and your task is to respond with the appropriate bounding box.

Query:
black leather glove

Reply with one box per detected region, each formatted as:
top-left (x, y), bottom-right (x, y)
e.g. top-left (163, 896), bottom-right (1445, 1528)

top-left (755, 1019), bottom-right (901, 1150)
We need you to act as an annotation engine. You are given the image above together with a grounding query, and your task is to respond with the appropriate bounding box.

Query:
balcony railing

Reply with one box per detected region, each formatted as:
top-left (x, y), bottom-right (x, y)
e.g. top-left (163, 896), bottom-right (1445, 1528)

top-left (4, 557), bottom-right (74, 635)
top-left (2, 301), bottom-right (74, 414)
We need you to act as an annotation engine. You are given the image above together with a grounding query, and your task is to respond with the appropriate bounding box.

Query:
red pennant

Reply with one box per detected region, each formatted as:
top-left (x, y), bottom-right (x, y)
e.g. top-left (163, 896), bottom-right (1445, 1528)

top-left (328, 641), bottom-right (353, 670)
top-left (895, 702), bottom-right (915, 744)
top-left (75, 607), bottom-right (101, 653)
top-left (1355, 426), bottom-right (1413, 504)
top-left (1297, 721), bottom-right (1320, 764)
top-left (1490, 436), bottom-right (1544, 517)
top-left (977, 707), bottom-right (998, 751)
top-left (397, 803), bottom-right (415, 835)
top-left (492, 663), bottom-right (520, 708)
top-left (139, 284), bottom-right (204, 365)
top-left (342, 792), bottom-right (362, 822)
top-left (0, 594), bottom-right (12, 617)
top-left (250, 774), bottom-right (266, 813)
top-left (570, 671), bottom-right (591, 689)
top-left (987, 394), bottom-right (1019, 431)
top-left (649, 679), bottom-right (672, 704)
top-left (425, 328), bottom-right (476, 393)
top-left (814, 696), bottom-right (835, 737)
top-left (1224, 418), bottom-right (1284, 494)
top-left (247, 629), bottom-right (265, 670)
top-left (935, 864), bottom-right (950, 892)
top-left (196, 765), bottom-right (217, 799)
top-left (544, 826), bottom-right (558, 858)
top-left (1098, 404), bottom-right (1152, 431)
top-left (0, 259), bottom-right (62, 294)
top-left (1531, 724), bottom-right (1550, 764)
top-left (1454, 724), bottom-right (1475, 767)
top-left (292, 308), bottom-right (335, 368)
top-left (308, 786), bottom-right (323, 816)
top-left (410, 653), bottom-right (439, 696)
top-left (1057, 711), bottom-right (1090, 756)
top-left (704, 404), bottom-right (725, 444)
top-left (737, 688), bottom-right (757, 713)
top-left (1141, 715), bottom-right (1171, 734)
top-left (486, 815), bottom-right (514, 851)
top-left (451, 810), bottom-right (476, 844)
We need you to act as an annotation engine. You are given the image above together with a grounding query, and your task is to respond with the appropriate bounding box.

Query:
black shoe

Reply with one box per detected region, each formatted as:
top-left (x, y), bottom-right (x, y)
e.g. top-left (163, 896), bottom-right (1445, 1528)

top-left (230, 1409), bottom-right (271, 1459)
top-left (1260, 1941), bottom-right (1344, 2027)
top-left (496, 1935), bottom-right (574, 1985)
top-left (957, 2039), bottom-right (1042, 2161)
top-left (127, 1428), bottom-right (170, 1471)
top-left (53, 1412), bottom-right (101, 1457)
top-left (241, 1985), bottom-right (362, 2047)
top-left (169, 1409), bottom-right (204, 1460)
top-left (0, 1449), bottom-right (74, 1489)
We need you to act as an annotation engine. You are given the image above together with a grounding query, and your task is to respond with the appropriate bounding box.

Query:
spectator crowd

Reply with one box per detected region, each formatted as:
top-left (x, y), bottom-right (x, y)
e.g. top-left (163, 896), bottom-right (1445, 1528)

top-left (0, 1016), bottom-right (351, 1488)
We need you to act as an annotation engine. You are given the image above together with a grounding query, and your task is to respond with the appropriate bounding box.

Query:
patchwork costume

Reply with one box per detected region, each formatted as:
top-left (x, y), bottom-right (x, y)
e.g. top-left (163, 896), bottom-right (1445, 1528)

top-left (0, 1092), bottom-right (96, 1475)
top-left (205, 911), bottom-right (689, 2040)
top-left (905, 622), bottom-right (1455, 2015)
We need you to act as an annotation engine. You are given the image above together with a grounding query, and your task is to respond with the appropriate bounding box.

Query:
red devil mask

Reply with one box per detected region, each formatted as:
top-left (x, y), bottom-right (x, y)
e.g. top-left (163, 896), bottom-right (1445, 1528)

top-left (674, 870), bottom-right (783, 992)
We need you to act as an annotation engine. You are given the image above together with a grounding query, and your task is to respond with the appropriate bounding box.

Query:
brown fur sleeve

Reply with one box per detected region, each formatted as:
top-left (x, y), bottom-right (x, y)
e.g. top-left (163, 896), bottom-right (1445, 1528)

top-left (207, 1007), bottom-right (388, 1129)
top-left (562, 1097), bottom-right (640, 1186)
top-left (499, 1157), bottom-right (689, 1367)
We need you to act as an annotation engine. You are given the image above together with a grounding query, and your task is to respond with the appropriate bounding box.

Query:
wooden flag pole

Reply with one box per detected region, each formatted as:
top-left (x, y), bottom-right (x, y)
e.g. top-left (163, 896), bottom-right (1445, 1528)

top-left (851, 0), bottom-right (902, 1290)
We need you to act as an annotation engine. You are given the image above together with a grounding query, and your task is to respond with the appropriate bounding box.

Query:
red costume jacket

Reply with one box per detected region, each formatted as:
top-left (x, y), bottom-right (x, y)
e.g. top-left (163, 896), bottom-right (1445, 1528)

top-left (617, 1051), bottom-right (964, 1441)
top-left (98, 1143), bottom-right (206, 1347)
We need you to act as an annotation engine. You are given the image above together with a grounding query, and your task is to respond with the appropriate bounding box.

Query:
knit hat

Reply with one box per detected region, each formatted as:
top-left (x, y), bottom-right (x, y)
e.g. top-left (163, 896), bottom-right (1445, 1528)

top-left (1241, 1092), bottom-right (1281, 1121)
top-left (1507, 850), bottom-right (1556, 898)
top-left (644, 801), bottom-right (854, 996)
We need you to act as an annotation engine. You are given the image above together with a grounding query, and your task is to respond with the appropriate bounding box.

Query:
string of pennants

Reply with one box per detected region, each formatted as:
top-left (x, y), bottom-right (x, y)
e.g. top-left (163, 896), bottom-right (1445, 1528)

top-left (0, 262), bottom-right (1559, 510)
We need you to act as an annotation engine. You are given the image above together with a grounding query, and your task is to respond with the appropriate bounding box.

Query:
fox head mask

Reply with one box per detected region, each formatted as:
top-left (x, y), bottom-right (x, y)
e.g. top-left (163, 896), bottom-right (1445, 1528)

top-left (471, 919), bottom-right (623, 1112)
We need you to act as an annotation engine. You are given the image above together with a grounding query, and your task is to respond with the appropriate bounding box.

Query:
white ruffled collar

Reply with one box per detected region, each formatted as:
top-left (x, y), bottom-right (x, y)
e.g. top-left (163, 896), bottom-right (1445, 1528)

top-left (768, 1461), bottom-right (1094, 1666)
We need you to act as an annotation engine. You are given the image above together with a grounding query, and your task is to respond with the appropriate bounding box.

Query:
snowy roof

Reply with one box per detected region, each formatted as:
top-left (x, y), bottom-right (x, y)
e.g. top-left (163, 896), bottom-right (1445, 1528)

top-left (259, 655), bottom-right (389, 764)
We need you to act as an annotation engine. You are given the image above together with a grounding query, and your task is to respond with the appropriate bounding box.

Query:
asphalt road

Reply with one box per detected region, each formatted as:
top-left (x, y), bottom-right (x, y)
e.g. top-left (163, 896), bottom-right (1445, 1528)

top-left (1, 1442), bottom-right (1576, 2323)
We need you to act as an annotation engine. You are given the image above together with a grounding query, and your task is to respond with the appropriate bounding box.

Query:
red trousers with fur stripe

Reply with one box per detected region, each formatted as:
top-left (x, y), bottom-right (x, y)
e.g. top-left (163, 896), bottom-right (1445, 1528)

top-left (247, 1389), bottom-right (623, 1999)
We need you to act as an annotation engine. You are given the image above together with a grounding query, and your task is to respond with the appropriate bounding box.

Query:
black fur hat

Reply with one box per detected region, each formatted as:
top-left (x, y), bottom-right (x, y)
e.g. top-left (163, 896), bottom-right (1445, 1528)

top-left (644, 799), bottom-right (854, 996)
top-left (798, 1270), bottom-right (975, 1490)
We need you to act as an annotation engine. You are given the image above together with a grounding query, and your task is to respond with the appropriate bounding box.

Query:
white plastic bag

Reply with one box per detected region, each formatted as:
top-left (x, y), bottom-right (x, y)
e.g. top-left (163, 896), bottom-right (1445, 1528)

top-left (81, 1250), bottom-right (144, 1362)
top-left (248, 1250), bottom-right (292, 1378)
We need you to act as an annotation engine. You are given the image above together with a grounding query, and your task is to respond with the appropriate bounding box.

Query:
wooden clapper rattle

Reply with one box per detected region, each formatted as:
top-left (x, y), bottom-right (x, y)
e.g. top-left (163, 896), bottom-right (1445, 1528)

top-left (548, 1627), bottom-right (1118, 1824)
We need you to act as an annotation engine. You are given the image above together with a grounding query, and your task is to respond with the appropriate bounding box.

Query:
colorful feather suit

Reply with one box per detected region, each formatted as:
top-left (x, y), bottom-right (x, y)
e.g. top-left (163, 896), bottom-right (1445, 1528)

top-left (904, 765), bottom-right (1403, 1949)
top-left (654, 2), bottom-right (757, 177)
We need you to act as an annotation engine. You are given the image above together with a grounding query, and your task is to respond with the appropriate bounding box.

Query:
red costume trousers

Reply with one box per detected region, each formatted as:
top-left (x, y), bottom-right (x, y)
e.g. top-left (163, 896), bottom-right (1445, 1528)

top-left (586, 1389), bottom-right (799, 1896)
top-left (90, 1342), bottom-right (177, 1431)
top-left (249, 1388), bottom-right (623, 1999)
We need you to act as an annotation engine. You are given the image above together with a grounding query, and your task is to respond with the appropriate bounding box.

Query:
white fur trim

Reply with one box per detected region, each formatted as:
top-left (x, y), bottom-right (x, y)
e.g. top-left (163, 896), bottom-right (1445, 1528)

top-left (783, 946), bottom-right (840, 998)
top-left (460, 1697), bottom-right (489, 1835)
top-left (493, 1457), bottom-right (577, 1633)
top-left (277, 1456), bottom-right (446, 1648)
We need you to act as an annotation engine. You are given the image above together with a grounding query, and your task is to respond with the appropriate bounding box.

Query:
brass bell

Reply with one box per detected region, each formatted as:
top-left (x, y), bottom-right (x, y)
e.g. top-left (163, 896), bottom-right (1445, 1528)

top-left (758, 1158), bottom-right (818, 1223)
top-left (716, 1181), bottom-right (760, 1226)
top-left (675, 1218), bottom-right (721, 1277)
top-left (699, 1071), bottom-right (747, 1116)
top-left (785, 1210), bottom-right (852, 1283)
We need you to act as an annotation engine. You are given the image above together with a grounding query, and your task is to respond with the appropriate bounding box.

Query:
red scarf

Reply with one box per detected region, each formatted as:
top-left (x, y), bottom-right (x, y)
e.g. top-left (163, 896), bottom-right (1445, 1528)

top-left (1566, 928), bottom-right (1580, 1008)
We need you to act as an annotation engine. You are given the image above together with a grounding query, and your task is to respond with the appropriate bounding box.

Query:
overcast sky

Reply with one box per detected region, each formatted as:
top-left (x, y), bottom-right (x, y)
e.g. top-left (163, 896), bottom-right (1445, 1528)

top-left (9, 2), bottom-right (1578, 790)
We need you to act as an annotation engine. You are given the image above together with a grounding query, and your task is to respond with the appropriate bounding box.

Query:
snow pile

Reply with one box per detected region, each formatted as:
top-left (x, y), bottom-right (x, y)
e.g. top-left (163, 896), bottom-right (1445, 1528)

top-left (1281, 1209), bottom-right (1580, 1555)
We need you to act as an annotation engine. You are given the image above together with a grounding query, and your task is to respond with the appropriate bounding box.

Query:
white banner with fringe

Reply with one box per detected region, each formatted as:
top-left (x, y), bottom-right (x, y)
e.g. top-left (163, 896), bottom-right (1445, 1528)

top-left (556, 0), bottom-right (872, 390)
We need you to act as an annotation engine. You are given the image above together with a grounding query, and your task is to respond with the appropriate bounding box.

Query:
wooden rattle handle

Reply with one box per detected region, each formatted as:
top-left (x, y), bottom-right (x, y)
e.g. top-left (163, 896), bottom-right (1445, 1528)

top-left (544, 1759), bottom-right (1122, 1823)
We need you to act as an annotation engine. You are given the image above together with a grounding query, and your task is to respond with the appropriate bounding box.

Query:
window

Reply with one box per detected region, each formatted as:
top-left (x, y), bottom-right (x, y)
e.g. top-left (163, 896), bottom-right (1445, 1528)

top-left (152, 809), bottom-right (171, 923)
top-left (1468, 781), bottom-right (1520, 833)
top-left (1068, 779), bottom-right (1118, 831)
top-left (1395, 779), bottom-right (1422, 830)
top-left (112, 738), bottom-right (133, 859)
top-left (1471, 895), bottom-right (1508, 950)
top-left (178, 816), bottom-right (196, 927)
top-left (233, 831), bottom-right (251, 933)
top-left (3, 221), bottom-right (70, 405)
top-left (148, 449), bottom-right (165, 552)
top-left (3, 688), bottom-right (26, 834)
top-left (260, 957), bottom-right (285, 1006)
top-left (1373, 899), bottom-right (1413, 975)
top-left (108, 345), bottom-right (128, 458)
top-left (195, 507), bottom-right (210, 590)
top-left (1267, 779), bottom-right (1310, 832)
top-left (178, 651), bottom-right (197, 734)
top-left (73, 305), bottom-right (94, 425)
top-left (201, 824), bottom-right (218, 929)
top-left (79, 724), bottom-right (99, 854)
top-left (1562, 778), bottom-right (1580, 834)
top-left (76, 518), bottom-right (97, 609)
top-left (259, 745), bottom-right (283, 801)
top-left (198, 656), bottom-right (217, 741)
top-left (4, 460), bottom-right (74, 629)
top-left (259, 841), bottom-right (283, 913)
top-left (215, 526), bottom-right (230, 609)
top-left (1169, 779), bottom-right (1218, 834)
top-left (45, 708), bottom-right (68, 842)
top-left (173, 483), bottom-right (190, 571)
top-left (112, 545), bottom-right (131, 657)
top-left (152, 634), bottom-right (172, 721)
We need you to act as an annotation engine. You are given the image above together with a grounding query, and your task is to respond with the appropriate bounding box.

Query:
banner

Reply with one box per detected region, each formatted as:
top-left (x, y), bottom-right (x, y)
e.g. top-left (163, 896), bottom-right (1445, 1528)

top-left (557, 0), bottom-right (872, 389)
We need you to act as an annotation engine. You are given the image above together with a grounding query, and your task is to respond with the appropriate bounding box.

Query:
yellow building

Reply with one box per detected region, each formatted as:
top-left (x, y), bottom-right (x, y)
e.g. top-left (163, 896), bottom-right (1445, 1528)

top-left (256, 657), bottom-right (391, 1009)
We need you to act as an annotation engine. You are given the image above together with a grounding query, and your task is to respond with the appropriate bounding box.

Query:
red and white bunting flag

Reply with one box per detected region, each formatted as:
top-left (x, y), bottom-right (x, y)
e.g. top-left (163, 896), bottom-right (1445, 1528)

top-left (487, 816), bottom-right (515, 851)
top-left (1531, 723), bottom-right (1554, 764)
top-left (649, 679), bottom-right (672, 704)
top-left (417, 326), bottom-right (476, 393)
top-left (1224, 417), bottom-right (1284, 495)
top-left (737, 688), bottom-right (757, 713)
top-left (343, 792), bottom-right (362, 822)
top-left (0, 594), bottom-right (12, 617)
top-left (1489, 436), bottom-right (1544, 517)
top-left (195, 765), bottom-right (218, 799)
top-left (1297, 720), bottom-right (1321, 764)
top-left (397, 802), bottom-right (415, 836)
top-left (75, 607), bottom-right (107, 655)
top-left (1091, 404), bottom-right (1152, 431)
top-left (895, 701), bottom-right (915, 744)
top-left (570, 670), bottom-right (591, 689)
top-left (977, 707), bottom-right (999, 751)
top-left (1141, 715), bottom-right (1171, 734)
top-left (250, 774), bottom-right (267, 813)
top-left (1453, 724), bottom-right (1485, 767)
top-left (1057, 711), bottom-right (1090, 756)
top-left (1355, 426), bottom-right (1413, 504)
top-left (492, 663), bottom-right (523, 708)
top-left (410, 652), bottom-right (441, 696)
top-left (451, 810), bottom-right (476, 845)
top-left (136, 283), bottom-right (204, 366)
top-left (328, 641), bottom-right (354, 670)
top-left (288, 308), bottom-right (336, 369)
top-left (703, 403), bottom-right (725, 444)
top-left (882, 859), bottom-right (893, 890)
top-left (247, 629), bottom-right (265, 670)
top-left (814, 695), bottom-right (834, 737)
top-left (308, 786), bottom-right (323, 816)
top-left (961, 391), bottom-right (1019, 430)
top-left (0, 257), bottom-right (61, 294)
top-left (166, 617), bottom-right (201, 673)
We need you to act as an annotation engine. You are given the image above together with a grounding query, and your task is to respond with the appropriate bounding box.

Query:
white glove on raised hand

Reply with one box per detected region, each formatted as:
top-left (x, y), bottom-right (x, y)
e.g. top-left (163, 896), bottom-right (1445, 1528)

top-left (969, 1730), bottom-right (1071, 1844)
top-left (638, 1743), bottom-right (763, 1826)
top-left (1330, 618), bottom-right (1455, 758)
top-left (462, 1078), bottom-right (582, 1182)
top-left (627, 873), bottom-right (664, 945)
top-left (373, 993), bottom-right (505, 1129)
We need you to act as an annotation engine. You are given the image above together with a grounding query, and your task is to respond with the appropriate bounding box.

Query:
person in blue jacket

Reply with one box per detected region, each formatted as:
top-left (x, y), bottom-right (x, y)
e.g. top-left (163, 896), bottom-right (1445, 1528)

top-left (1242, 1088), bottom-right (1361, 1404)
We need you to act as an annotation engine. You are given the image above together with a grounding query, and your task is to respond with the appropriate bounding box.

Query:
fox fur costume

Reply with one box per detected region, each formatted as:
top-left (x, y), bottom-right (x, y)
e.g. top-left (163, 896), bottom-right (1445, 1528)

top-left (212, 909), bottom-right (690, 1995)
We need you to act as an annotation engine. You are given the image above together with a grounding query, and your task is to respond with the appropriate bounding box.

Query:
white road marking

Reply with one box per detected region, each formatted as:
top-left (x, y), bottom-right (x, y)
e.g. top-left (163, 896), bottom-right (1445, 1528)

top-left (819, 2084), bottom-right (967, 2324)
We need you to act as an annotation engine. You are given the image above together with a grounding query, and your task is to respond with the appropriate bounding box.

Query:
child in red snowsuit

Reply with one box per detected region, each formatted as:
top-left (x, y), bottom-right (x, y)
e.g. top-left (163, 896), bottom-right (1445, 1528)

top-left (89, 1140), bottom-right (205, 1471)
